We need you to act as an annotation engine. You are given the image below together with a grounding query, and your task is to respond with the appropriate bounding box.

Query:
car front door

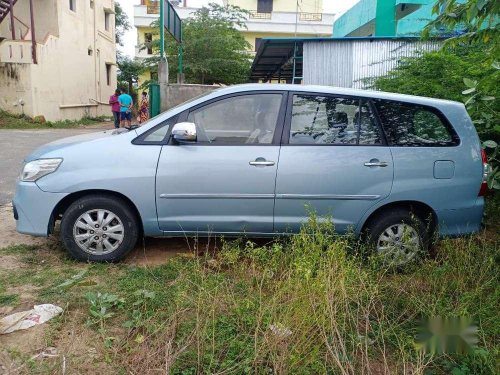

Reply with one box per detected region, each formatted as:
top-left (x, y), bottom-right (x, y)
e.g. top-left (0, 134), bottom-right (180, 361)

top-left (155, 92), bottom-right (286, 235)
top-left (274, 92), bottom-right (394, 233)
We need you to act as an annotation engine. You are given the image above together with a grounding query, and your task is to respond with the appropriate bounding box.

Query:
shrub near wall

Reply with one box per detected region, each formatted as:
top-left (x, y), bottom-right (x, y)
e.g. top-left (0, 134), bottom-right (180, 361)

top-left (371, 44), bottom-right (500, 190)
top-left (371, 45), bottom-right (499, 139)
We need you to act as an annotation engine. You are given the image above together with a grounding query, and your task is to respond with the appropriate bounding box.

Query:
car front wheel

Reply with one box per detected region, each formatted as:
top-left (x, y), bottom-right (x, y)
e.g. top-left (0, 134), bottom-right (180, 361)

top-left (60, 195), bottom-right (139, 262)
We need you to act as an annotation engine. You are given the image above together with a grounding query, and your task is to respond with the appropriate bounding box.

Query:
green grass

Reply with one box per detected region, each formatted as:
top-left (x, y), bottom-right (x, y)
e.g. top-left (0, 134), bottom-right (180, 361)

top-left (0, 205), bottom-right (498, 374)
top-left (0, 110), bottom-right (110, 129)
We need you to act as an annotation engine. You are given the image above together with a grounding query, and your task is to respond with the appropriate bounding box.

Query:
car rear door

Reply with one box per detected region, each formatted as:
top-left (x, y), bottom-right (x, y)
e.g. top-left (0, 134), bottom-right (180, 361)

top-left (155, 91), bottom-right (287, 235)
top-left (274, 92), bottom-right (394, 233)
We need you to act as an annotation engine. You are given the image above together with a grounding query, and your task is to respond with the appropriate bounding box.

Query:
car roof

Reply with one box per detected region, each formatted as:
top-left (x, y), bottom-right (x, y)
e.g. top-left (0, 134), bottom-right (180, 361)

top-left (212, 83), bottom-right (463, 107)
top-left (135, 83), bottom-right (464, 136)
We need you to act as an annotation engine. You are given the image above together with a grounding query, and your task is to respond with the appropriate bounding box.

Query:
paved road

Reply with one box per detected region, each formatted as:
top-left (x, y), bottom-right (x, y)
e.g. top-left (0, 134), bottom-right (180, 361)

top-left (0, 128), bottom-right (107, 205)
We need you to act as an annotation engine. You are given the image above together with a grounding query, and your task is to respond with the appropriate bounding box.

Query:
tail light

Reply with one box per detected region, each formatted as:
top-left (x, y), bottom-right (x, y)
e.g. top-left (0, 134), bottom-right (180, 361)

top-left (478, 149), bottom-right (490, 197)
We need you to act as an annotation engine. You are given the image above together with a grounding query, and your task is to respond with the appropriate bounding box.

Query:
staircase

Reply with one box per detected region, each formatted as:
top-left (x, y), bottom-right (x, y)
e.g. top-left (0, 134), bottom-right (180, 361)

top-left (0, 0), bottom-right (17, 25)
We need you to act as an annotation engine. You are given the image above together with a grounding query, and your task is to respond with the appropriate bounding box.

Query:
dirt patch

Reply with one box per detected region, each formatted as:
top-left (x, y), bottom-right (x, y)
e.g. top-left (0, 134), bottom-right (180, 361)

top-left (81, 122), bottom-right (114, 130)
top-left (0, 204), bottom-right (206, 266)
top-left (125, 237), bottom-right (209, 266)
top-left (0, 255), bottom-right (24, 272)
top-left (0, 205), bottom-right (48, 249)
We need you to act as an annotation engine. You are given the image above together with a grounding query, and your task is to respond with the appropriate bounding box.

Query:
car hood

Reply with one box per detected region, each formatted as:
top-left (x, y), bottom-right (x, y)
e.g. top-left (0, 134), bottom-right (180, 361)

top-left (25, 129), bottom-right (131, 161)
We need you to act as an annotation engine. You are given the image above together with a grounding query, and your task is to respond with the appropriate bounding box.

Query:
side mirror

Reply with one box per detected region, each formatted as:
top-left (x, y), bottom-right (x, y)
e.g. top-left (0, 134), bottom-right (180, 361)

top-left (171, 122), bottom-right (197, 143)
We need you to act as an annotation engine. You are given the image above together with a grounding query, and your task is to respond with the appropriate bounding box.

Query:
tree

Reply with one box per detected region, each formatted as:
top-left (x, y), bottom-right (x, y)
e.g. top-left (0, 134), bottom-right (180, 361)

top-left (115, 2), bottom-right (131, 47)
top-left (424, 0), bottom-right (500, 189)
top-left (370, 45), bottom-right (498, 103)
top-left (117, 53), bottom-right (144, 97)
top-left (143, 3), bottom-right (252, 85)
top-left (423, 0), bottom-right (499, 56)
top-left (373, 0), bottom-right (500, 189)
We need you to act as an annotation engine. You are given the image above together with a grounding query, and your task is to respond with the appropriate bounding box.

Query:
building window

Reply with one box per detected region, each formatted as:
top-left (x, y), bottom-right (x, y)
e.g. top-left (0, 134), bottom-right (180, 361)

top-left (150, 71), bottom-right (158, 81)
top-left (106, 64), bottom-right (112, 86)
top-left (257, 0), bottom-right (273, 13)
top-left (105, 12), bottom-right (111, 31)
top-left (69, 0), bottom-right (76, 12)
top-left (145, 33), bottom-right (153, 55)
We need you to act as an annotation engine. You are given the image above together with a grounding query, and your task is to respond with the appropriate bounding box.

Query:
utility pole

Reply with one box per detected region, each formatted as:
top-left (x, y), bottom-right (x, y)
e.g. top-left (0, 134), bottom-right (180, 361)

top-left (28, 0), bottom-right (36, 63)
top-left (160, 0), bottom-right (165, 60)
top-left (9, 0), bottom-right (15, 40)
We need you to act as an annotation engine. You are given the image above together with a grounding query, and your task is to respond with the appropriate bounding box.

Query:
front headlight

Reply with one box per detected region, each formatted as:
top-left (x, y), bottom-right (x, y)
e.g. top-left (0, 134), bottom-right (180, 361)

top-left (20, 158), bottom-right (63, 182)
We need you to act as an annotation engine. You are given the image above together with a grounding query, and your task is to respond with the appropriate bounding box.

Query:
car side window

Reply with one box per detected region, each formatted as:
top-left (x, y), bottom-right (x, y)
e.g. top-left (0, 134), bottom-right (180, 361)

top-left (289, 94), bottom-right (382, 145)
top-left (373, 99), bottom-right (458, 146)
top-left (187, 94), bottom-right (282, 145)
top-left (140, 115), bottom-right (179, 143)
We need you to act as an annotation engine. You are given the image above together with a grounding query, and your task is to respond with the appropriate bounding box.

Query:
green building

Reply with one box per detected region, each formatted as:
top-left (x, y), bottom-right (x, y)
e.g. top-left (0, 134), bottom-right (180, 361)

top-left (333, 0), bottom-right (439, 37)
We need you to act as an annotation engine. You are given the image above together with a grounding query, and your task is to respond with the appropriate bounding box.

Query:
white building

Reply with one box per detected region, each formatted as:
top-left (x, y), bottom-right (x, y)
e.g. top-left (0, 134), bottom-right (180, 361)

top-left (0, 0), bottom-right (117, 121)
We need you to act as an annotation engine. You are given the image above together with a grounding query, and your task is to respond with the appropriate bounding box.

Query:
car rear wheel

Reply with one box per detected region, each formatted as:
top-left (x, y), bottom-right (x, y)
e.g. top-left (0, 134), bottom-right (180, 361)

top-left (364, 208), bottom-right (430, 268)
top-left (60, 195), bottom-right (139, 262)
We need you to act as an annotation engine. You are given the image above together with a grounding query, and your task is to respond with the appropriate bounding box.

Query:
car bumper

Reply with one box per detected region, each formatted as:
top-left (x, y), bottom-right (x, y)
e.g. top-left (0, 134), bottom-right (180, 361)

top-left (436, 198), bottom-right (484, 238)
top-left (13, 181), bottom-right (68, 236)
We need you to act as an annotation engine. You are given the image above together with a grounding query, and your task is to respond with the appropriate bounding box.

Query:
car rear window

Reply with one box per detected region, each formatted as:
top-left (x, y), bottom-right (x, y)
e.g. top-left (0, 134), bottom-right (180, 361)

top-left (373, 99), bottom-right (459, 147)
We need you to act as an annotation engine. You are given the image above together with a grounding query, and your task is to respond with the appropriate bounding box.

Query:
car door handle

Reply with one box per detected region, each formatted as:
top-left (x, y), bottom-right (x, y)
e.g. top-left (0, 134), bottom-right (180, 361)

top-left (249, 160), bottom-right (275, 166)
top-left (364, 161), bottom-right (388, 167)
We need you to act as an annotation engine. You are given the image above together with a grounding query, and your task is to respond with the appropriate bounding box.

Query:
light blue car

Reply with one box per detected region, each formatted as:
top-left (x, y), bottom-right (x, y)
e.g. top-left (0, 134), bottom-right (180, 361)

top-left (14, 84), bottom-right (488, 264)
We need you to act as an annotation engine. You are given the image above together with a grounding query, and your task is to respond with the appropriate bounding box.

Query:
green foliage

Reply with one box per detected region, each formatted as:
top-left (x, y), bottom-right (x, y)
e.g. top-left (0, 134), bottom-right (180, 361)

top-left (0, 293), bottom-right (18, 306)
top-left (421, 0), bottom-right (500, 190)
top-left (371, 42), bottom-right (499, 189)
top-left (371, 45), bottom-right (499, 137)
top-left (114, 2), bottom-right (131, 47)
top-left (3, 219), bottom-right (499, 373)
top-left (0, 110), bottom-right (110, 129)
top-left (117, 53), bottom-right (144, 98)
top-left (144, 3), bottom-right (252, 84)
top-left (423, 0), bottom-right (500, 56)
top-left (85, 291), bottom-right (125, 331)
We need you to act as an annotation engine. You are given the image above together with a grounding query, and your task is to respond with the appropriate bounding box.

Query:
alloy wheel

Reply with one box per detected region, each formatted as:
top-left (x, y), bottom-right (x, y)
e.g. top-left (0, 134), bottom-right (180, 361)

top-left (376, 223), bottom-right (421, 266)
top-left (72, 209), bottom-right (125, 255)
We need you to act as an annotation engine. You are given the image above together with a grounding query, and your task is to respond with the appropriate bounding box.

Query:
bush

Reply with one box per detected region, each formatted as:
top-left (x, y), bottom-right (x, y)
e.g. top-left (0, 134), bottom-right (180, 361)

top-left (86, 215), bottom-right (499, 374)
top-left (370, 45), bottom-right (499, 141)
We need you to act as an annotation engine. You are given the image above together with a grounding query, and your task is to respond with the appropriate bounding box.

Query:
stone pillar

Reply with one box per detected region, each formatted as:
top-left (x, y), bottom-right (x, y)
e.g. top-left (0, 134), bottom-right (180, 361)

top-left (158, 58), bottom-right (169, 112)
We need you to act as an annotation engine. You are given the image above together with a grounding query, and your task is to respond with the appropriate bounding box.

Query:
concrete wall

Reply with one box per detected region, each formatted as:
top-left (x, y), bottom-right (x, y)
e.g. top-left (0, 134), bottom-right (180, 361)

top-left (161, 84), bottom-right (219, 112)
top-left (333, 0), bottom-right (377, 36)
top-left (0, 63), bottom-right (34, 117)
top-left (0, 0), bottom-right (59, 40)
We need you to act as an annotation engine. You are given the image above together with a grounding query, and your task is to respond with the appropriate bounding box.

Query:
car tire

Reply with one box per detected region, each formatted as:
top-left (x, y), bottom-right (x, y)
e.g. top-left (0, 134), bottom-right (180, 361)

top-left (363, 208), bottom-right (430, 267)
top-left (60, 194), bottom-right (139, 262)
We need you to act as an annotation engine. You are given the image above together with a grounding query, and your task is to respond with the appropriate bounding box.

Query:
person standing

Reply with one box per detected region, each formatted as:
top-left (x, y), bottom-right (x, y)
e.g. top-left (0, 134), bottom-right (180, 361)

top-left (118, 91), bottom-right (133, 127)
top-left (109, 89), bottom-right (121, 129)
top-left (139, 91), bottom-right (150, 124)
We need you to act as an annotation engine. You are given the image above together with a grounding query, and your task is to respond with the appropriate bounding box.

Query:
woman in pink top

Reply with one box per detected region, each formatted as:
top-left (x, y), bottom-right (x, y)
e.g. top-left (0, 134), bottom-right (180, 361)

top-left (109, 89), bottom-right (121, 128)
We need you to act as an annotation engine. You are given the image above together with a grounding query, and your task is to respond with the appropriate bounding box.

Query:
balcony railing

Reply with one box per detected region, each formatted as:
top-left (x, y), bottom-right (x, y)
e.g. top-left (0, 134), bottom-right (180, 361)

top-left (299, 12), bottom-right (322, 21)
top-left (141, 0), bottom-right (159, 14)
top-left (249, 11), bottom-right (272, 19)
top-left (248, 11), bottom-right (323, 21)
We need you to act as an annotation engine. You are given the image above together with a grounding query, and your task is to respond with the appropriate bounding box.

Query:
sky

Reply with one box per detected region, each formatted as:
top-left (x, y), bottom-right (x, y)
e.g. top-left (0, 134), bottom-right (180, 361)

top-left (116, 0), bottom-right (360, 57)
